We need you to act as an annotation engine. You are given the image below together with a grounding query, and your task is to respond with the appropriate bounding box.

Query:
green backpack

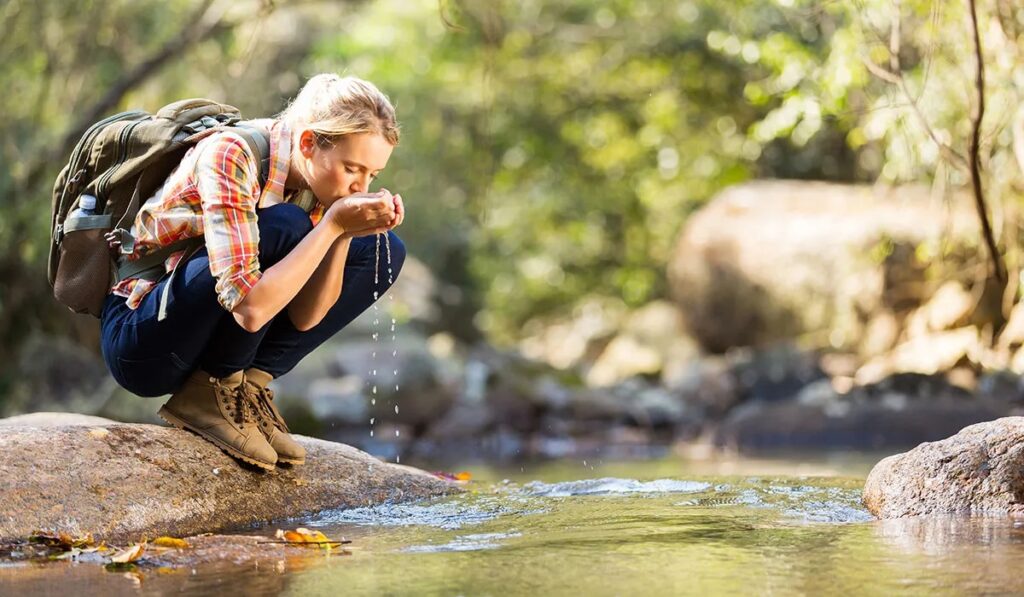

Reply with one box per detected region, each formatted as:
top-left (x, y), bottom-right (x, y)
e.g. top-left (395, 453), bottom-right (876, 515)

top-left (48, 98), bottom-right (270, 318)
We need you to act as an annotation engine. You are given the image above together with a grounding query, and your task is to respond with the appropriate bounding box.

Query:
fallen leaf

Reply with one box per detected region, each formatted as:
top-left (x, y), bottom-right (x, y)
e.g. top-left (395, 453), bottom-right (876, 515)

top-left (273, 528), bottom-right (346, 549)
top-left (151, 536), bottom-right (189, 549)
top-left (109, 542), bottom-right (146, 564)
top-left (29, 530), bottom-right (94, 550)
top-left (432, 471), bottom-right (472, 482)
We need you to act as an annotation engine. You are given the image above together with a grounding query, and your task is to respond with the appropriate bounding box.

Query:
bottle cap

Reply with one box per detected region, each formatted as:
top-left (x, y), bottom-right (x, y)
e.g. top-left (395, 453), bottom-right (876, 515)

top-left (79, 194), bottom-right (97, 210)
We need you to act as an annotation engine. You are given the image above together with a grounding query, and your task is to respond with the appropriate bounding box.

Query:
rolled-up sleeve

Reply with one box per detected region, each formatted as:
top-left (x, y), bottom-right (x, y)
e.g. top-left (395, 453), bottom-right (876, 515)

top-left (195, 134), bottom-right (263, 312)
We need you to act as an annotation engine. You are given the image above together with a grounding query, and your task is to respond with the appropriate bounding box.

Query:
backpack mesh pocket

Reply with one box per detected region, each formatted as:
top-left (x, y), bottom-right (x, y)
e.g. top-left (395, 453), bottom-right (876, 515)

top-left (53, 215), bottom-right (115, 317)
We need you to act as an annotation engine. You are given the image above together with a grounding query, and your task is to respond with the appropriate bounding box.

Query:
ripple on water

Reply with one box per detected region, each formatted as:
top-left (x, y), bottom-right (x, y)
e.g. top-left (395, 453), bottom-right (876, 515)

top-left (523, 477), bottom-right (712, 497)
top-left (403, 531), bottom-right (523, 553)
top-left (310, 495), bottom-right (542, 531)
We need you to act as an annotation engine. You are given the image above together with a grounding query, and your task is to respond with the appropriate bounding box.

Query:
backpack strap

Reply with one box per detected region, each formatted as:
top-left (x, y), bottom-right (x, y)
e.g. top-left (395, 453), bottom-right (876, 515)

top-left (115, 235), bottom-right (205, 283)
top-left (233, 124), bottom-right (271, 189)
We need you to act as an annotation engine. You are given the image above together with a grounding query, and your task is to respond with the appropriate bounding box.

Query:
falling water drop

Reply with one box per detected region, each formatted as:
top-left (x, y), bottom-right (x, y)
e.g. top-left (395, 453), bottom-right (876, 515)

top-left (394, 405), bottom-right (400, 414)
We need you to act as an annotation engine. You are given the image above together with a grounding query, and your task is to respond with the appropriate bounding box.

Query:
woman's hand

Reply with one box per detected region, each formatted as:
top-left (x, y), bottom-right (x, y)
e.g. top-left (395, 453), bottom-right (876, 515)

top-left (324, 190), bottom-right (396, 238)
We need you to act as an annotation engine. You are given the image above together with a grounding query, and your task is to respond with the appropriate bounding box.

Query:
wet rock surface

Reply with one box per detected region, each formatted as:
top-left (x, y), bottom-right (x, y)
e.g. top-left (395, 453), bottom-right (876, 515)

top-left (863, 417), bottom-right (1024, 518)
top-left (0, 414), bottom-right (459, 543)
top-left (0, 533), bottom-right (347, 593)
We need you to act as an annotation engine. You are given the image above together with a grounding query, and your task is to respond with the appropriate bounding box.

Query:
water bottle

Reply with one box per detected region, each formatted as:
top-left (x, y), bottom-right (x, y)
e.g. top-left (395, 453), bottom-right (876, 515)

top-left (69, 194), bottom-right (97, 219)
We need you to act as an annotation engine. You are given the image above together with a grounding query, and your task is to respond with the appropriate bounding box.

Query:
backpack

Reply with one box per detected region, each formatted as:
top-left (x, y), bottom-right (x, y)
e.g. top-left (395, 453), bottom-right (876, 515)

top-left (48, 98), bottom-right (270, 318)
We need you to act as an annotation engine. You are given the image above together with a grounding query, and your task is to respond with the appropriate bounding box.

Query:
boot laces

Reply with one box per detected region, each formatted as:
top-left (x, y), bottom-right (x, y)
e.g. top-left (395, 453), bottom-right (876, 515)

top-left (214, 379), bottom-right (259, 425)
top-left (243, 382), bottom-right (290, 433)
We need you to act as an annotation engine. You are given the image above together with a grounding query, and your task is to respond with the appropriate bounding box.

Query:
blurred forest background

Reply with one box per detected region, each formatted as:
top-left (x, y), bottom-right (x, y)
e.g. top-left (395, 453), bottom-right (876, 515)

top-left (3, 0), bottom-right (1024, 459)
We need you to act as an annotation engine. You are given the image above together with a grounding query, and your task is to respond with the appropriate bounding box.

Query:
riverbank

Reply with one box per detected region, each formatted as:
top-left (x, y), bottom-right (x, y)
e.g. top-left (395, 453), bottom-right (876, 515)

top-left (0, 413), bottom-right (460, 544)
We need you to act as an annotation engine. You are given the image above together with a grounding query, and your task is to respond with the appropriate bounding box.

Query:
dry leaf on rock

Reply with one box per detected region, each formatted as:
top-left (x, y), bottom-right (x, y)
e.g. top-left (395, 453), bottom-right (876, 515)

top-left (151, 536), bottom-right (190, 549)
top-left (432, 471), bottom-right (472, 482)
top-left (109, 542), bottom-right (146, 563)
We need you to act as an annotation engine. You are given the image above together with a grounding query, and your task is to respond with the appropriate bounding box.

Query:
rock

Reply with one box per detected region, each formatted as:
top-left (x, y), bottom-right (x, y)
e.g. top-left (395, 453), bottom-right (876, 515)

top-left (714, 393), bottom-right (1013, 452)
top-left (667, 180), bottom-right (979, 353)
top-left (976, 370), bottom-right (1024, 404)
top-left (855, 327), bottom-right (981, 385)
top-left (304, 375), bottom-right (368, 425)
top-left (585, 335), bottom-right (663, 387)
top-left (608, 379), bottom-right (687, 428)
top-left (0, 533), bottom-right (346, 590)
top-left (0, 414), bottom-right (459, 543)
top-left (518, 297), bottom-right (628, 370)
top-left (0, 412), bottom-right (119, 427)
top-left (997, 300), bottom-right (1024, 354)
top-left (904, 281), bottom-right (974, 338)
top-left (275, 330), bottom-right (458, 430)
top-left (727, 343), bottom-right (826, 403)
top-left (863, 417), bottom-right (1024, 518)
top-left (672, 356), bottom-right (739, 418)
top-left (2, 335), bottom-right (114, 418)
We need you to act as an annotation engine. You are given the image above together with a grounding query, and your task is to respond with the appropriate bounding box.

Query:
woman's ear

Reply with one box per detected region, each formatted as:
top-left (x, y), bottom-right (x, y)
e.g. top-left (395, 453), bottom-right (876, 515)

top-left (297, 129), bottom-right (317, 158)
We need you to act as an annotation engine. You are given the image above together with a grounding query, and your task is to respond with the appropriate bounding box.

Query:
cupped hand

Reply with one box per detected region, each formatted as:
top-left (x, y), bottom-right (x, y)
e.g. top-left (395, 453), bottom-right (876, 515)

top-left (324, 190), bottom-right (396, 238)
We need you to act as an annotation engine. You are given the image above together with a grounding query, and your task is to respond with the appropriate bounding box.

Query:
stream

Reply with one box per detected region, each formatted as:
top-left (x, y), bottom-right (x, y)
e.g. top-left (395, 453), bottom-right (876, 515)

top-left (3, 453), bottom-right (1023, 595)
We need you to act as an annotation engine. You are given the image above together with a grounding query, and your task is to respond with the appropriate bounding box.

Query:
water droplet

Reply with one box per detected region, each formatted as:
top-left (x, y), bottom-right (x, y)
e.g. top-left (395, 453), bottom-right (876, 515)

top-left (373, 291), bottom-right (379, 300)
top-left (370, 417), bottom-right (375, 424)
top-left (392, 350), bottom-right (397, 357)
top-left (395, 429), bottom-right (400, 437)
top-left (394, 405), bottom-right (400, 414)
top-left (393, 369), bottom-right (398, 376)
top-left (372, 369), bottom-right (377, 376)
top-left (370, 430), bottom-right (374, 437)
top-left (371, 398), bottom-right (376, 405)
top-left (396, 455), bottom-right (400, 463)
top-left (372, 386), bottom-right (377, 394)
top-left (395, 384), bottom-right (400, 391)
top-left (372, 352), bottom-right (376, 358)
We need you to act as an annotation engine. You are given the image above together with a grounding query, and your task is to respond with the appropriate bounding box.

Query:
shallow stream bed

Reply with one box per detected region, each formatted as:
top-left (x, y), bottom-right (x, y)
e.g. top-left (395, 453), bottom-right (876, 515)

top-left (3, 453), bottom-right (1023, 595)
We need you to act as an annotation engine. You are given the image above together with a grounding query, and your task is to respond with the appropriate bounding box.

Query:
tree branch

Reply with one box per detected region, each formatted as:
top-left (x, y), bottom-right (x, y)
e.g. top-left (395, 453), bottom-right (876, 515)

top-left (861, 1), bottom-right (970, 171)
top-left (16, 0), bottom-right (226, 198)
top-left (966, 0), bottom-right (1006, 284)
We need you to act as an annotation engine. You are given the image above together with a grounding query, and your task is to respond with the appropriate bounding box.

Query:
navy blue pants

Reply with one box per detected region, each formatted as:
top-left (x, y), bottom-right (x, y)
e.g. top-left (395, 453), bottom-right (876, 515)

top-left (100, 203), bottom-right (405, 397)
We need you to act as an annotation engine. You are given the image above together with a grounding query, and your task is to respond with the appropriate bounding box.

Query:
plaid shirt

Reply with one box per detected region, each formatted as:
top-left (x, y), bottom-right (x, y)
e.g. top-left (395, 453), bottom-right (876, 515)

top-left (110, 119), bottom-right (324, 313)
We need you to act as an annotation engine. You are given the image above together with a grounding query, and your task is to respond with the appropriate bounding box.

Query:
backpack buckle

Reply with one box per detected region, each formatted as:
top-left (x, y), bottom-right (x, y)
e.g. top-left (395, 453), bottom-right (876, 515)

top-left (104, 228), bottom-right (136, 255)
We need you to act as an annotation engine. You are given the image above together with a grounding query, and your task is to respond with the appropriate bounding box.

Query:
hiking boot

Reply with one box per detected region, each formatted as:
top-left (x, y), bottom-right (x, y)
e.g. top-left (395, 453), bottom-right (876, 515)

top-left (158, 369), bottom-right (277, 471)
top-left (243, 367), bottom-right (306, 465)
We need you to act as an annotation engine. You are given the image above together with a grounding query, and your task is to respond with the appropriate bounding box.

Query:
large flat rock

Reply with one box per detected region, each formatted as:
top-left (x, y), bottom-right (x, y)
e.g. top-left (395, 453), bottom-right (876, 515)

top-left (0, 413), bottom-right (459, 542)
top-left (863, 417), bottom-right (1024, 518)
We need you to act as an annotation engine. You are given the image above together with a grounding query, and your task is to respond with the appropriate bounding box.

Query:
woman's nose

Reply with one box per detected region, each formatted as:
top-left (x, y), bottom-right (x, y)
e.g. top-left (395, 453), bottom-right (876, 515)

top-left (351, 174), bottom-right (370, 194)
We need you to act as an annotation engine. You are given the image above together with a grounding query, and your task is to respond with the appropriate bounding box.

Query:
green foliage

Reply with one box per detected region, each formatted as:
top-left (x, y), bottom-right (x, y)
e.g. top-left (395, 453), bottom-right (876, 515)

top-left (3, 0), bottom-right (1022, 367)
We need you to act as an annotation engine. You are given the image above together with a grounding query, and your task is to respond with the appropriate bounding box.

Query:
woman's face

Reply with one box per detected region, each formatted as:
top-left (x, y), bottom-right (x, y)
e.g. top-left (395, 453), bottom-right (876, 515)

top-left (296, 130), bottom-right (394, 206)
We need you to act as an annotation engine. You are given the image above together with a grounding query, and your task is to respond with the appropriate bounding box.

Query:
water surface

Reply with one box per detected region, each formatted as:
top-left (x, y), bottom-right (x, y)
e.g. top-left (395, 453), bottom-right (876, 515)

top-left (4, 453), bottom-right (1023, 595)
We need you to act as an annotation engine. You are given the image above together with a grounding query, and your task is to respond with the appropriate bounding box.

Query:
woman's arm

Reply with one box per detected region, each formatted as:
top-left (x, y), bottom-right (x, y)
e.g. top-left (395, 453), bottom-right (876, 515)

top-left (230, 222), bottom-right (344, 332)
top-left (285, 235), bottom-right (352, 331)
top-left (232, 192), bottom-right (399, 332)
top-left (284, 190), bottom-right (404, 331)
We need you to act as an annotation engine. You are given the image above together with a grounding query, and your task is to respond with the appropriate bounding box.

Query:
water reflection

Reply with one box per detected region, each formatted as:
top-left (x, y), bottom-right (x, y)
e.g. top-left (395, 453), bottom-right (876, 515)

top-left (4, 457), bottom-right (1024, 595)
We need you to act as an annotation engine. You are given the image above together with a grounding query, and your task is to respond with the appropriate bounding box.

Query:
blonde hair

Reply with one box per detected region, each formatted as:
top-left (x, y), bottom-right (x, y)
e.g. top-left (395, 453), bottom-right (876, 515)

top-left (277, 74), bottom-right (400, 146)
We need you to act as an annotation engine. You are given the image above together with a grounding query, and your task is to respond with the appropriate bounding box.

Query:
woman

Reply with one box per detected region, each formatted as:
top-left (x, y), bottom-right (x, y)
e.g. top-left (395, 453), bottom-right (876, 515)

top-left (100, 74), bottom-right (405, 471)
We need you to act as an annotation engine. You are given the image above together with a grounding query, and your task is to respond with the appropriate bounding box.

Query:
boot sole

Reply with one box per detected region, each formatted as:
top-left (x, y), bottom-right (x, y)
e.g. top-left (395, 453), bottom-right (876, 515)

top-left (158, 407), bottom-right (276, 471)
top-left (277, 456), bottom-right (305, 466)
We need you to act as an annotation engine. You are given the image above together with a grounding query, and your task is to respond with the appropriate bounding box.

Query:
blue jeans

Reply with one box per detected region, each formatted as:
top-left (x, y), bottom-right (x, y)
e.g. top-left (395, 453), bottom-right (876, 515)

top-left (100, 203), bottom-right (405, 397)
